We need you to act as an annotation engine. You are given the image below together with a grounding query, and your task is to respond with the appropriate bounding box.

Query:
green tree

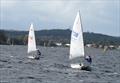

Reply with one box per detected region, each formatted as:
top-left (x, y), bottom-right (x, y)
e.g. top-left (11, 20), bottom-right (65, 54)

top-left (0, 31), bottom-right (7, 44)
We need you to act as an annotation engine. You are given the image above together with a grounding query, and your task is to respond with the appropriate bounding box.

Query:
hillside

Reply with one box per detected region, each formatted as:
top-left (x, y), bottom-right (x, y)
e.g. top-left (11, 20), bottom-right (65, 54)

top-left (0, 29), bottom-right (120, 46)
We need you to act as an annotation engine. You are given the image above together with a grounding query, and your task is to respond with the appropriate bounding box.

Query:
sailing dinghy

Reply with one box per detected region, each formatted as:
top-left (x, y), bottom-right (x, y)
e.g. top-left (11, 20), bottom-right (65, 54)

top-left (27, 23), bottom-right (41, 59)
top-left (69, 11), bottom-right (91, 71)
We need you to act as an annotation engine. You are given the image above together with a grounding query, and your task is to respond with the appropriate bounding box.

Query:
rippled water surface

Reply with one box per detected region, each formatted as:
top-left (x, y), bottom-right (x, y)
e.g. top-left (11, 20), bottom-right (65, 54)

top-left (0, 45), bottom-right (120, 83)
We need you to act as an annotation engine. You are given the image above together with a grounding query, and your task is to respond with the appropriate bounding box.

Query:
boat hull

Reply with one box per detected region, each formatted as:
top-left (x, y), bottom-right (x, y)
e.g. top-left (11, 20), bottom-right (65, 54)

top-left (70, 64), bottom-right (91, 71)
top-left (28, 55), bottom-right (40, 60)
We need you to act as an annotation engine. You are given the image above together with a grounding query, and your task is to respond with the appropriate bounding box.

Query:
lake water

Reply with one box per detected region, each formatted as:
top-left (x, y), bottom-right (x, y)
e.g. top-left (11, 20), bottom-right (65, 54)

top-left (0, 45), bottom-right (120, 83)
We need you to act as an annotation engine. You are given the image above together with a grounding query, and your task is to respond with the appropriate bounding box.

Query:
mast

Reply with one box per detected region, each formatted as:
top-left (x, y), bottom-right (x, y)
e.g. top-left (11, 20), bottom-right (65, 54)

top-left (79, 10), bottom-right (85, 56)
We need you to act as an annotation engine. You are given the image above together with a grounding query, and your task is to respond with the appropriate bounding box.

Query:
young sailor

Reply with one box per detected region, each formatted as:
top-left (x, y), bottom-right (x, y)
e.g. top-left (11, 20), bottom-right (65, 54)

top-left (34, 49), bottom-right (41, 60)
top-left (37, 49), bottom-right (41, 56)
top-left (81, 55), bottom-right (92, 71)
top-left (85, 55), bottom-right (92, 64)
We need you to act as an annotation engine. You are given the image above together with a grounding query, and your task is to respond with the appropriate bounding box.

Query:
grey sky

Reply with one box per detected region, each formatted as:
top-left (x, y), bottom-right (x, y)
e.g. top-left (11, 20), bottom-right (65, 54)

top-left (0, 0), bottom-right (120, 36)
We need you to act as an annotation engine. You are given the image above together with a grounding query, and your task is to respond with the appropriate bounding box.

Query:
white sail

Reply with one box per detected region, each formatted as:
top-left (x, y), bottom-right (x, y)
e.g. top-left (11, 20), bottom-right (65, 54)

top-left (28, 23), bottom-right (37, 53)
top-left (70, 11), bottom-right (85, 60)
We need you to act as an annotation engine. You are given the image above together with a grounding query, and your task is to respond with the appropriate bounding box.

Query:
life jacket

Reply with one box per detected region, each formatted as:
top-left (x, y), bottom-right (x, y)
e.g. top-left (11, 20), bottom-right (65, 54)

top-left (85, 56), bottom-right (92, 63)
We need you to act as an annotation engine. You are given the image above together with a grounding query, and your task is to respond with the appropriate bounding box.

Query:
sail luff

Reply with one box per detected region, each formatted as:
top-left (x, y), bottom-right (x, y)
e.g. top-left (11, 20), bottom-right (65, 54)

top-left (79, 11), bottom-right (85, 56)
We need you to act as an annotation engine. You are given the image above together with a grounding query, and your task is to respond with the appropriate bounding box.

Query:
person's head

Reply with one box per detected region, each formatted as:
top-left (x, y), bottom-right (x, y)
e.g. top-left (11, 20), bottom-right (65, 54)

top-left (89, 56), bottom-right (91, 58)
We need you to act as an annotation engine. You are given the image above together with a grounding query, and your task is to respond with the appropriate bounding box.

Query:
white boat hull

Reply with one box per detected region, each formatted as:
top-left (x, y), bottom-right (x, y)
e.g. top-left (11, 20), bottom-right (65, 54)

top-left (70, 63), bottom-right (91, 71)
top-left (70, 63), bottom-right (83, 69)
top-left (28, 56), bottom-right (35, 59)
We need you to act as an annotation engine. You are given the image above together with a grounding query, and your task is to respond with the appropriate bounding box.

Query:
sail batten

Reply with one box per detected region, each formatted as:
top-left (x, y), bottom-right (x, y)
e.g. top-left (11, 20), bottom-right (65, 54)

top-left (28, 23), bottom-right (37, 53)
top-left (70, 11), bottom-right (85, 60)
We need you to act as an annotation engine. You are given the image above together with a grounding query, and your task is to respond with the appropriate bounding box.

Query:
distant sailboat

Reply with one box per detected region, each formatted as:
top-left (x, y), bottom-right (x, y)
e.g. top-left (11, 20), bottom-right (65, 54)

top-left (7, 37), bottom-right (14, 46)
top-left (69, 11), bottom-right (91, 71)
top-left (27, 23), bottom-right (41, 59)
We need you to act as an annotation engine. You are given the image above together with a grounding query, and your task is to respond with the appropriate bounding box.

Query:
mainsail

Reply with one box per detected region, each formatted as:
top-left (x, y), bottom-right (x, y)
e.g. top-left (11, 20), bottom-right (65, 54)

top-left (70, 11), bottom-right (85, 61)
top-left (28, 23), bottom-right (37, 53)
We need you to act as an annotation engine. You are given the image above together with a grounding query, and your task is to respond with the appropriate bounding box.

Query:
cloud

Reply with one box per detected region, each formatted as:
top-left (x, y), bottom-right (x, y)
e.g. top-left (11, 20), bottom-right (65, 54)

top-left (1, 0), bottom-right (20, 8)
top-left (0, 0), bottom-right (120, 36)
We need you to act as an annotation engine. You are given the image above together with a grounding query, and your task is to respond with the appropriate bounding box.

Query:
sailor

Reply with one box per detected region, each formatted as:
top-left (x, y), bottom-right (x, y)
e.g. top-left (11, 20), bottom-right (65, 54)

top-left (85, 55), bottom-right (92, 64)
top-left (34, 49), bottom-right (41, 60)
top-left (80, 55), bottom-right (92, 71)
top-left (37, 49), bottom-right (41, 56)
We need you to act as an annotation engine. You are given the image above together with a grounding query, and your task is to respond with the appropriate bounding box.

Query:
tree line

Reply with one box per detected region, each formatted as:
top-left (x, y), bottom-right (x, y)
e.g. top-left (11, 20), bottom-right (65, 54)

top-left (0, 29), bottom-right (120, 46)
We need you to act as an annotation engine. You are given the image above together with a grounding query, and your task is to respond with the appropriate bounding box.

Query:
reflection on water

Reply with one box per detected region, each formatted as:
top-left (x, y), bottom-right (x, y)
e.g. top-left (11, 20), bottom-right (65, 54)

top-left (0, 45), bottom-right (120, 83)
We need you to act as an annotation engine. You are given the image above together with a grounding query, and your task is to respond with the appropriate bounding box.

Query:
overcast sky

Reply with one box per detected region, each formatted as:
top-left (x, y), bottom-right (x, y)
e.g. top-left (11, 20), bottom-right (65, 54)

top-left (0, 0), bottom-right (120, 36)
